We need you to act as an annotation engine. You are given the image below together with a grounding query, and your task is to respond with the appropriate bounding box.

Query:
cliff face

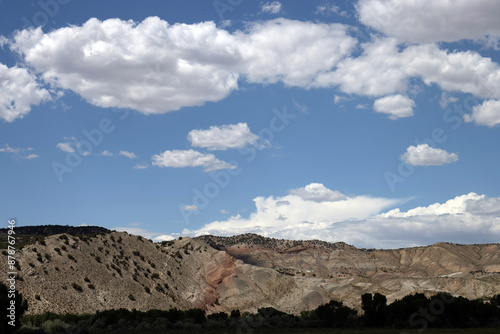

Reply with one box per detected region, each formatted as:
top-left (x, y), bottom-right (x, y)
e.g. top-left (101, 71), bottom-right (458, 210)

top-left (2, 231), bottom-right (499, 315)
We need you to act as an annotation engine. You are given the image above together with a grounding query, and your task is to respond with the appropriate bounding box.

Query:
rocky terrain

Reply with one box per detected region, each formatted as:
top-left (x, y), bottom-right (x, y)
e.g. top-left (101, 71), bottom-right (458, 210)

top-left (1, 229), bottom-right (499, 315)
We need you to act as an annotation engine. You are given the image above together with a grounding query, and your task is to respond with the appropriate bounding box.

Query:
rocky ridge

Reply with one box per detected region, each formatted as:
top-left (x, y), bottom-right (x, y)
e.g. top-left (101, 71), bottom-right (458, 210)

top-left (1, 230), bottom-right (499, 315)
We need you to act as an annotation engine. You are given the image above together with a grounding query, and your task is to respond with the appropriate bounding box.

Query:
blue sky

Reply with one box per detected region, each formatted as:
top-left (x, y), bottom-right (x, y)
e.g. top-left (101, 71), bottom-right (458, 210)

top-left (1, 0), bottom-right (500, 248)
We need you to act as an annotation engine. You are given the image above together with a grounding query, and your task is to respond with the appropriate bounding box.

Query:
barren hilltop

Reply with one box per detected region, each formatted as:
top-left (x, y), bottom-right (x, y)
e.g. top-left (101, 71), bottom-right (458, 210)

top-left (1, 227), bottom-right (499, 315)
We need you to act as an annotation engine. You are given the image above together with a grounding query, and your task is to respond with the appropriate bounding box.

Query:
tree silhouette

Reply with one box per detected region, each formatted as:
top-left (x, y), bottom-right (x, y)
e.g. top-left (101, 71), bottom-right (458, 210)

top-left (0, 282), bottom-right (28, 334)
top-left (362, 292), bottom-right (387, 326)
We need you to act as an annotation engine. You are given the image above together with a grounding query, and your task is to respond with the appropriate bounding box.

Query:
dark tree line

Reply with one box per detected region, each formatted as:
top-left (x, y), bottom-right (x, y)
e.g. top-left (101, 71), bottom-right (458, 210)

top-left (2, 281), bottom-right (499, 333)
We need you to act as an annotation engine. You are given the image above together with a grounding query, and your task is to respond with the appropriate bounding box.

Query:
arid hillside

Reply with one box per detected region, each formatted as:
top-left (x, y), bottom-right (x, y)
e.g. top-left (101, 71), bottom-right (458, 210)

top-left (2, 229), bottom-right (499, 315)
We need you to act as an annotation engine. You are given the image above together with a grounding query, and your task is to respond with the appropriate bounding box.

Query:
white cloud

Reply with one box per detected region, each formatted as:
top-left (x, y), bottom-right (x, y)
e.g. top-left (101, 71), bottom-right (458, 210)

top-left (113, 226), bottom-right (160, 240)
top-left (373, 94), bottom-right (415, 119)
top-left (133, 163), bottom-right (148, 169)
top-left (0, 63), bottom-right (51, 122)
top-left (8, 17), bottom-right (355, 117)
top-left (182, 205), bottom-right (199, 212)
top-left (22, 154), bottom-right (39, 159)
top-left (0, 144), bottom-right (38, 159)
top-left (357, 0), bottom-right (500, 44)
top-left (315, 38), bottom-right (500, 104)
top-left (220, 209), bottom-right (230, 214)
top-left (464, 99), bottom-right (500, 127)
top-left (180, 183), bottom-right (399, 240)
top-left (152, 149), bottom-right (236, 172)
top-left (9, 18), bottom-right (239, 115)
top-left (6, 17), bottom-right (500, 125)
top-left (401, 144), bottom-right (458, 166)
top-left (315, 4), bottom-right (348, 17)
top-left (289, 183), bottom-right (347, 202)
top-left (153, 234), bottom-right (177, 242)
top-left (174, 187), bottom-right (500, 248)
top-left (188, 123), bottom-right (259, 151)
top-left (238, 19), bottom-right (356, 87)
top-left (56, 142), bottom-right (75, 153)
top-left (99, 150), bottom-right (113, 156)
top-left (314, 38), bottom-right (408, 96)
top-left (401, 44), bottom-right (500, 99)
top-left (119, 151), bottom-right (137, 159)
top-left (0, 144), bottom-right (21, 153)
top-left (260, 1), bottom-right (282, 14)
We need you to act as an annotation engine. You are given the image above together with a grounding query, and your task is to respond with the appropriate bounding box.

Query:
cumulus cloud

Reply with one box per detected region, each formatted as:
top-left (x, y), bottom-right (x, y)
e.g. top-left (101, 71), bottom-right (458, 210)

top-left (6, 16), bottom-right (500, 124)
top-left (401, 144), bottom-right (458, 166)
top-left (238, 19), bottom-right (356, 87)
top-left (0, 63), bottom-right (51, 122)
top-left (289, 183), bottom-right (347, 202)
top-left (7, 17), bottom-right (355, 118)
top-left (171, 186), bottom-right (500, 248)
top-left (373, 94), bottom-right (415, 119)
top-left (152, 149), bottom-right (236, 172)
top-left (314, 38), bottom-right (407, 95)
top-left (188, 123), bottom-right (259, 151)
top-left (119, 151), bottom-right (137, 159)
top-left (314, 38), bottom-right (500, 100)
top-left (179, 183), bottom-right (399, 240)
top-left (260, 1), bottom-right (282, 14)
top-left (464, 99), bottom-right (500, 127)
top-left (357, 0), bottom-right (500, 44)
top-left (56, 142), bottom-right (75, 153)
top-left (9, 17), bottom-right (239, 115)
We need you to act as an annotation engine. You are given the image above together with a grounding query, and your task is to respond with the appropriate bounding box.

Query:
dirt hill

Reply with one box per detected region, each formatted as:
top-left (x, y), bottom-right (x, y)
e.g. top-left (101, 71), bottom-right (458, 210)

top-left (1, 230), bottom-right (499, 315)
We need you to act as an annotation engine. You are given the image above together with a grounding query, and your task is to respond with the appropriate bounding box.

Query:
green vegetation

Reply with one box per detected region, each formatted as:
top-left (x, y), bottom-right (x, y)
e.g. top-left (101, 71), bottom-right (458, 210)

top-left (0, 234), bottom-right (47, 250)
